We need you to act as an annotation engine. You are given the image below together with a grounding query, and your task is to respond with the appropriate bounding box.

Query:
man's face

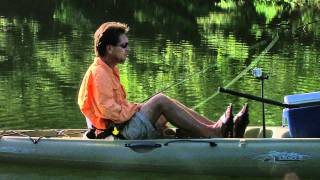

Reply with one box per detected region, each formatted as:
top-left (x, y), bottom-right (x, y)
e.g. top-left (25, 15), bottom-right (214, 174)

top-left (108, 34), bottom-right (129, 64)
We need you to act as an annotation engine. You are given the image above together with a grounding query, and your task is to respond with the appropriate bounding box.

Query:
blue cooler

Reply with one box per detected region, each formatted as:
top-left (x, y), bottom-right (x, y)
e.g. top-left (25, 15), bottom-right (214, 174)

top-left (282, 92), bottom-right (320, 138)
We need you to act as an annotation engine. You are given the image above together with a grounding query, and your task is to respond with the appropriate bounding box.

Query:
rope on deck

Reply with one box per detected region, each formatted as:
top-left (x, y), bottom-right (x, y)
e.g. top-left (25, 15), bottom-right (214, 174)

top-left (0, 130), bottom-right (44, 144)
top-left (28, 136), bottom-right (44, 144)
top-left (0, 129), bottom-right (87, 144)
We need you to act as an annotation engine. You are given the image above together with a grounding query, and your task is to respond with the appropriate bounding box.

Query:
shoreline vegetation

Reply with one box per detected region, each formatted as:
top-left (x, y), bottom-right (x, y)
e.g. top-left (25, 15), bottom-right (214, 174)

top-left (0, 0), bottom-right (319, 129)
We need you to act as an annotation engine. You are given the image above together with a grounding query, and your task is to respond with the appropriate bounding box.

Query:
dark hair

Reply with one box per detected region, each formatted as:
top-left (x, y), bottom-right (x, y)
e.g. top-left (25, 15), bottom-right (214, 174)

top-left (94, 22), bottom-right (129, 57)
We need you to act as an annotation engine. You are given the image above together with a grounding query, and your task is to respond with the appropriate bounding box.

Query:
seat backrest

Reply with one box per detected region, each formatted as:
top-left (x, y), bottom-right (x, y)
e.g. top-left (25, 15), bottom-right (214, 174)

top-left (83, 117), bottom-right (115, 140)
top-left (85, 117), bottom-right (93, 129)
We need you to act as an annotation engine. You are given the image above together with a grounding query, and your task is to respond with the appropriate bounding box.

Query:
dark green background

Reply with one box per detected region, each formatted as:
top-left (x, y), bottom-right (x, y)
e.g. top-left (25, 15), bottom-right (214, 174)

top-left (0, 0), bottom-right (319, 130)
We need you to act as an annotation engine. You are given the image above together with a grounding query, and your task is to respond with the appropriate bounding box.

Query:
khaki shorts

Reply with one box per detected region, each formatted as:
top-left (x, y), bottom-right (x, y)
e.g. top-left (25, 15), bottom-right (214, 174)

top-left (121, 112), bottom-right (160, 139)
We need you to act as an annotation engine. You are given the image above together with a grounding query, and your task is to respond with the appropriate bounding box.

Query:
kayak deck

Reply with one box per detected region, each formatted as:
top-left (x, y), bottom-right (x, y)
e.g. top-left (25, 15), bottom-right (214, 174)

top-left (0, 126), bottom-right (291, 140)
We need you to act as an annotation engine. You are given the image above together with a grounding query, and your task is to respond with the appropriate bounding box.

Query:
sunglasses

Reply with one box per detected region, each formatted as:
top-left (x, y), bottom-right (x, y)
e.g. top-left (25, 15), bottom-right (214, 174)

top-left (117, 42), bottom-right (128, 49)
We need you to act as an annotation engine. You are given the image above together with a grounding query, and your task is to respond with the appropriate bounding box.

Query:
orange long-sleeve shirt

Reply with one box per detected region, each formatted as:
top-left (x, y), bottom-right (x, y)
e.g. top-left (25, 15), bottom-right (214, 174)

top-left (78, 57), bottom-right (139, 129)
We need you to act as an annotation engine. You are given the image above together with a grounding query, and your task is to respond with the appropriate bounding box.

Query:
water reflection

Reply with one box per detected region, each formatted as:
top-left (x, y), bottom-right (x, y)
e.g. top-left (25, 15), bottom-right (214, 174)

top-left (0, 162), bottom-right (291, 180)
top-left (0, 0), bottom-right (319, 130)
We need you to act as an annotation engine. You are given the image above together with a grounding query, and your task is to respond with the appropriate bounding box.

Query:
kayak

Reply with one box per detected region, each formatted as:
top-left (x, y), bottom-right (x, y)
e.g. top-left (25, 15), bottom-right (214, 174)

top-left (0, 126), bottom-right (319, 178)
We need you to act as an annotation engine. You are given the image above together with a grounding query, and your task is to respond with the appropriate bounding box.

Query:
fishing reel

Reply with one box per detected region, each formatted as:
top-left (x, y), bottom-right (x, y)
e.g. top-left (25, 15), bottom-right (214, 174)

top-left (252, 68), bottom-right (268, 80)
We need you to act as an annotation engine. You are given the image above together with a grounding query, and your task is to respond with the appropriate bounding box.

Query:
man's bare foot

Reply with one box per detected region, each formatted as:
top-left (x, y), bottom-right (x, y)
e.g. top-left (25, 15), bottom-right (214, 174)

top-left (215, 103), bottom-right (234, 138)
top-left (233, 103), bottom-right (249, 138)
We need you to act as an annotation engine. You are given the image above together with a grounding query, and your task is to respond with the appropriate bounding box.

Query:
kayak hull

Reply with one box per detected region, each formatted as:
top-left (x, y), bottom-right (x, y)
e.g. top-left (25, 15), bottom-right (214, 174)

top-left (0, 127), bottom-right (319, 177)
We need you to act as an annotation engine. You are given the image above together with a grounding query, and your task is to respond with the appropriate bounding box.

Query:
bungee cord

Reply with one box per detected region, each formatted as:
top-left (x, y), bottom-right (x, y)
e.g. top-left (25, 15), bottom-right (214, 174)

top-left (0, 129), bottom-right (88, 144)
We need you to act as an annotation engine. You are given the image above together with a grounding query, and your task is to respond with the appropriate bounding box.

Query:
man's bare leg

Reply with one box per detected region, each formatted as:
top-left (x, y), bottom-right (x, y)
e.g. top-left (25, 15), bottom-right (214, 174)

top-left (170, 99), bottom-right (234, 137)
top-left (139, 93), bottom-right (228, 138)
top-left (172, 99), bottom-right (215, 125)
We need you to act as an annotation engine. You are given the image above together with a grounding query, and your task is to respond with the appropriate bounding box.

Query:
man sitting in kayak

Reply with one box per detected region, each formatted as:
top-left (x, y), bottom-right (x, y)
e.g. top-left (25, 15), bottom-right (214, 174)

top-left (78, 22), bottom-right (249, 139)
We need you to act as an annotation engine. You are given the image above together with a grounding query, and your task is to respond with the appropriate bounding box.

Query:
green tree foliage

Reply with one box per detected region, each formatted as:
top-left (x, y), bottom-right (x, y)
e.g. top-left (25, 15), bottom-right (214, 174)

top-left (0, 0), bottom-right (319, 128)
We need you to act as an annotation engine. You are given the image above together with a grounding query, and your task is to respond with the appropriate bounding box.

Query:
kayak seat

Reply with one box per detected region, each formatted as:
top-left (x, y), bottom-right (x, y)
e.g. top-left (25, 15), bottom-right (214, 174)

top-left (83, 117), bottom-right (115, 140)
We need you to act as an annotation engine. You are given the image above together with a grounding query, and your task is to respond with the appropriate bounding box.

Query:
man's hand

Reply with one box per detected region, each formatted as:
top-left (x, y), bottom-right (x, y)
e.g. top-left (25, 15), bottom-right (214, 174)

top-left (136, 103), bottom-right (143, 111)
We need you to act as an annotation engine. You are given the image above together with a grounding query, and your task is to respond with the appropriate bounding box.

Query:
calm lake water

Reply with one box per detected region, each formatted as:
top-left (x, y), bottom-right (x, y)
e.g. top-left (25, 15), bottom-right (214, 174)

top-left (1, 1), bottom-right (320, 128)
top-left (0, 0), bottom-right (319, 178)
top-left (2, 1), bottom-right (319, 130)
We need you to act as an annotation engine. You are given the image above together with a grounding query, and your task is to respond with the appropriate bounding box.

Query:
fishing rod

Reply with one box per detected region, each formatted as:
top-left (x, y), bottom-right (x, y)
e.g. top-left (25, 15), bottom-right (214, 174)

top-left (141, 40), bottom-right (268, 103)
top-left (192, 34), bottom-right (279, 110)
top-left (218, 87), bottom-right (320, 108)
top-left (140, 65), bottom-right (212, 103)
